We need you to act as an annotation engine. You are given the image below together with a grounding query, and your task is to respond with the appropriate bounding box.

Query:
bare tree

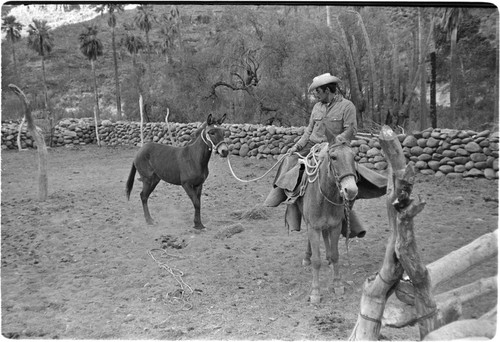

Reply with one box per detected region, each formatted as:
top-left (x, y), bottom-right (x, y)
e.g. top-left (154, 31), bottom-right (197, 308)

top-left (9, 84), bottom-right (48, 201)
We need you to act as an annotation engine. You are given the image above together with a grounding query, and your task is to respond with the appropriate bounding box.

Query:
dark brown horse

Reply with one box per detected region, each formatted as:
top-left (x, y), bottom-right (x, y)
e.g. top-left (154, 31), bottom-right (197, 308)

top-left (126, 113), bottom-right (228, 229)
top-left (295, 140), bottom-right (358, 304)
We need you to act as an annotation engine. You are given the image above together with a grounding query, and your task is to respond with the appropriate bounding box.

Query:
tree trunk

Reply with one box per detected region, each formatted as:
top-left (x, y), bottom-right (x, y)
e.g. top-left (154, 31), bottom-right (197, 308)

top-left (335, 16), bottom-right (364, 128)
top-left (400, 19), bottom-right (434, 127)
top-left (351, 9), bottom-right (377, 124)
top-left (419, 8), bottom-right (428, 130)
top-left (139, 94), bottom-right (144, 145)
top-left (450, 26), bottom-right (458, 124)
top-left (111, 26), bottom-right (122, 118)
top-left (326, 6), bottom-right (331, 27)
top-left (8, 84), bottom-right (48, 201)
top-left (12, 43), bottom-right (18, 79)
top-left (41, 56), bottom-right (49, 112)
top-left (91, 59), bottom-right (101, 122)
top-left (430, 49), bottom-right (437, 128)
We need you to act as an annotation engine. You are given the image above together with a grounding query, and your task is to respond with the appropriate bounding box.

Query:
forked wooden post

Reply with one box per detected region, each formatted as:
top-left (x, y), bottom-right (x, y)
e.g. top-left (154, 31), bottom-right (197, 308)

top-left (350, 125), bottom-right (436, 340)
top-left (8, 84), bottom-right (49, 201)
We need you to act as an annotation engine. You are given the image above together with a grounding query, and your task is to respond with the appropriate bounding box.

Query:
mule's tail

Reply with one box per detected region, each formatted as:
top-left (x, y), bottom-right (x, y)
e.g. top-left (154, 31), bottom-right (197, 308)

top-left (126, 163), bottom-right (136, 200)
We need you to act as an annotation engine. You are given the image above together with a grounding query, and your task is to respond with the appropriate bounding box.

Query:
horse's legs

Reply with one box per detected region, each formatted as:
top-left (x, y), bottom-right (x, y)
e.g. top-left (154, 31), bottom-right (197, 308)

top-left (303, 238), bottom-right (312, 266)
top-left (140, 174), bottom-right (161, 225)
top-left (322, 229), bottom-right (332, 263)
top-left (182, 183), bottom-right (204, 229)
top-left (328, 225), bottom-right (343, 287)
top-left (307, 228), bottom-right (322, 304)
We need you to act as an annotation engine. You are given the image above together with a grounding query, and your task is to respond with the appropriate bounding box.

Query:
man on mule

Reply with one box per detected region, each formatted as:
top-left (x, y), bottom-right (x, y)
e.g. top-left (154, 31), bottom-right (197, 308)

top-left (264, 73), bottom-right (386, 237)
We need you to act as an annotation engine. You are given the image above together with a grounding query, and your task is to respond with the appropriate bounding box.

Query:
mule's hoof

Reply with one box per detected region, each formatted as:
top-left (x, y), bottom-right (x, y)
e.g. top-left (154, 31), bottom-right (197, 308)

top-left (302, 258), bottom-right (311, 267)
top-left (146, 220), bottom-right (155, 225)
top-left (309, 294), bottom-right (321, 304)
top-left (193, 224), bottom-right (206, 230)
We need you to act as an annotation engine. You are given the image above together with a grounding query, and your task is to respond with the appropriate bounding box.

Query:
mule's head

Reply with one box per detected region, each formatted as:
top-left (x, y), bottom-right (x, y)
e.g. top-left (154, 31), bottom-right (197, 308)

top-left (328, 140), bottom-right (358, 201)
top-left (205, 113), bottom-right (229, 157)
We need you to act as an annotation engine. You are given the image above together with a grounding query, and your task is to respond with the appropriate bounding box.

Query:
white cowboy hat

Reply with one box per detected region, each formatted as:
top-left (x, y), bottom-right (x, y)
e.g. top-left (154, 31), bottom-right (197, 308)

top-left (308, 73), bottom-right (340, 92)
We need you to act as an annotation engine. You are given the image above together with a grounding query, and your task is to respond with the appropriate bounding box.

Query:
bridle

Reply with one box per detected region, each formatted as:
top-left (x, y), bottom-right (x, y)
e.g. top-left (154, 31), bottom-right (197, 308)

top-left (317, 143), bottom-right (357, 206)
top-left (200, 125), bottom-right (226, 152)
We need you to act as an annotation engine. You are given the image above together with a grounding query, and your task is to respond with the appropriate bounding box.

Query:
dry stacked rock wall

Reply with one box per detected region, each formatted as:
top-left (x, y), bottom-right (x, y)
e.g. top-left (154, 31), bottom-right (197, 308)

top-left (2, 118), bottom-right (498, 179)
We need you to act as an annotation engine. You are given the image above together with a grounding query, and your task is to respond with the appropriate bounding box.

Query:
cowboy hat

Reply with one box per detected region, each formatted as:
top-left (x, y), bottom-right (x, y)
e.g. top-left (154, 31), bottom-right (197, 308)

top-left (308, 73), bottom-right (340, 92)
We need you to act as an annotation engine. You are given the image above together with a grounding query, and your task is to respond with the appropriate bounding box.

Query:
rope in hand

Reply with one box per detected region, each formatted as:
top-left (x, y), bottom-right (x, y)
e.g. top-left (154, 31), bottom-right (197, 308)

top-left (226, 152), bottom-right (289, 183)
top-left (147, 248), bottom-right (194, 311)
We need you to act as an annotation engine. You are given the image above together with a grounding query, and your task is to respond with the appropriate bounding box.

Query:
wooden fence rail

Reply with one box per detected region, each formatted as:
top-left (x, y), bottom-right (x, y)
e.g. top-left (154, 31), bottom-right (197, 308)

top-left (349, 125), bottom-right (497, 341)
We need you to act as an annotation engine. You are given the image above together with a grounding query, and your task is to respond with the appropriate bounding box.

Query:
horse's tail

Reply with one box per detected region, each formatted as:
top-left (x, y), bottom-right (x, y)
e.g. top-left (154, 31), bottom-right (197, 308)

top-left (126, 163), bottom-right (136, 200)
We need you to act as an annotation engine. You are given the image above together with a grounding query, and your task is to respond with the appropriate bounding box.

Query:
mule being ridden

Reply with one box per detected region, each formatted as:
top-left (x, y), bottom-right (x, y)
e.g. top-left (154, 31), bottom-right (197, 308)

top-left (294, 140), bottom-right (358, 304)
top-left (126, 113), bottom-right (228, 229)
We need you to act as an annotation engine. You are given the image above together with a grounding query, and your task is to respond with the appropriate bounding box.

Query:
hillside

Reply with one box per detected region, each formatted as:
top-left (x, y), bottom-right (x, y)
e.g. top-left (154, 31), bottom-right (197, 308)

top-left (1, 4), bottom-right (497, 130)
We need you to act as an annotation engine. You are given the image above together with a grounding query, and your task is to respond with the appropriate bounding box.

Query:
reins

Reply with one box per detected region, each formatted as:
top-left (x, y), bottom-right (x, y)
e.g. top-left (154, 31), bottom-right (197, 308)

top-left (226, 153), bottom-right (288, 183)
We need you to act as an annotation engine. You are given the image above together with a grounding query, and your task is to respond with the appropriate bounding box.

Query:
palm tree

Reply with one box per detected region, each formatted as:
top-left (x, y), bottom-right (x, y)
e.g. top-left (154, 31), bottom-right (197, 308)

top-left (96, 4), bottom-right (124, 118)
top-left (79, 24), bottom-right (103, 123)
top-left (134, 4), bottom-right (157, 77)
top-left (440, 8), bottom-right (466, 125)
top-left (1, 15), bottom-right (23, 78)
top-left (122, 28), bottom-right (145, 119)
top-left (27, 19), bottom-right (53, 112)
top-left (159, 16), bottom-right (177, 65)
top-left (122, 28), bottom-right (145, 78)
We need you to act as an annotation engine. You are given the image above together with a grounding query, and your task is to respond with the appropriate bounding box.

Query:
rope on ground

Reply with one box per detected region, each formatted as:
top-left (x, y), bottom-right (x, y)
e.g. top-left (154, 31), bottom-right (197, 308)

top-left (147, 248), bottom-right (194, 311)
top-left (226, 153), bottom-right (288, 183)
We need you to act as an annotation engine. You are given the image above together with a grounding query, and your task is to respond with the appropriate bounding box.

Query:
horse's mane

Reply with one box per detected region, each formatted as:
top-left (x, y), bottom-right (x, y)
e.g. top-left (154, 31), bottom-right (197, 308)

top-left (188, 121), bottom-right (207, 144)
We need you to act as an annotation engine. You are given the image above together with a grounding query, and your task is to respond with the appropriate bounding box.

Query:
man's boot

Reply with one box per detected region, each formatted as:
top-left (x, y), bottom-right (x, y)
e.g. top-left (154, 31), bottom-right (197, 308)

top-left (264, 187), bottom-right (287, 207)
top-left (285, 203), bottom-right (301, 231)
top-left (341, 210), bottom-right (366, 238)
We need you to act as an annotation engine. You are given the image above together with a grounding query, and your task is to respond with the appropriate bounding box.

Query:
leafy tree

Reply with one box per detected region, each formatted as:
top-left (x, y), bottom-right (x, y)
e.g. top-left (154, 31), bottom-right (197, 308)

top-left (122, 26), bottom-right (145, 120)
top-left (1, 15), bottom-right (23, 78)
top-left (79, 24), bottom-right (103, 122)
top-left (158, 6), bottom-right (181, 65)
top-left (134, 4), bottom-right (157, 76)
top-left (96, 4), bottom-right (124, 118)
top-left (27, 19), bottom-right (53, 112)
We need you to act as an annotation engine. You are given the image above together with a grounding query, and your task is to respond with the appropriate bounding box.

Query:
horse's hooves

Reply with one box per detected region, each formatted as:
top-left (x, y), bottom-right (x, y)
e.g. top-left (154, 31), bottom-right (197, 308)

top-left (302, 258), bottom-right (311, 267)
top-left (193, 225), bottom-right (206, 230)
top-left (146, 220), bottom-right (155, 225)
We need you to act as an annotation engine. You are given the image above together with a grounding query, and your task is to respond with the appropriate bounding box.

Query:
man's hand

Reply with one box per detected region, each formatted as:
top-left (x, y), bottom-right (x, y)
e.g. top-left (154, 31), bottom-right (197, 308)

top-left (288, 145), bottom-right (299, 154)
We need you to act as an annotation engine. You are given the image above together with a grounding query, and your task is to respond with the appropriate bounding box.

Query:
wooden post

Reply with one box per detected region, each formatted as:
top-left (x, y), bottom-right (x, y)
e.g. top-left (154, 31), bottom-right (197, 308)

top-left (394, 190), bottom-right (437, 338)
top-left (384, 231), bottom-right (497, 328)
top-left (349, 125), bottom-right (409, 340)
top-left (165, 107), bottom-right (176, 146)
top-left (94, 105), bottom-right (101, 147)
top-left (17, 116), bottom-right (27, 151)
top-left (9, 84), bottom-right (48, 201)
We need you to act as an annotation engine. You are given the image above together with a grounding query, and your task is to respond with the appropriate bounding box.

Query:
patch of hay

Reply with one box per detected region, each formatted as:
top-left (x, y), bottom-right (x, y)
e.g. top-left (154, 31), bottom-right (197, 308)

top-left (214, 223), bottom-right (245, 239)
top-left (240, 205), bottom-right (270, 220)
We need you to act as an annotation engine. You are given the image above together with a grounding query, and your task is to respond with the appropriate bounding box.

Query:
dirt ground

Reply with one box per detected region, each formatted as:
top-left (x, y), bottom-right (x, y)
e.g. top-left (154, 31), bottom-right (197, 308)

top-left (1, 145), bottom-right (498, 340)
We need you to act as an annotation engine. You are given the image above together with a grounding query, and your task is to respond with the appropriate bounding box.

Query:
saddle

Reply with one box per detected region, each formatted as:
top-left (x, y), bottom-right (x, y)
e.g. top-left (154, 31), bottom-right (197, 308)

top-left (274, 148), bottom-right (388, 202)
top-left (272, 145), bottom-right (388, 238)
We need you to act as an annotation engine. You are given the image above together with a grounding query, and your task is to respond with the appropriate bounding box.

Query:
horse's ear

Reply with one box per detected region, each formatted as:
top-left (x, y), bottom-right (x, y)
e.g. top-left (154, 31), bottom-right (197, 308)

top-left (218, 113), bottom-right (227, 124)
top-left (207, 113), bottom-right (213, 125)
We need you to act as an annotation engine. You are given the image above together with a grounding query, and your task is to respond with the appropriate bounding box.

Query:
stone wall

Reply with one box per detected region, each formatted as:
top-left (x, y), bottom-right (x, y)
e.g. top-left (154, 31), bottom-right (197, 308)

top-left (2, 118), bottom-right (498, 179)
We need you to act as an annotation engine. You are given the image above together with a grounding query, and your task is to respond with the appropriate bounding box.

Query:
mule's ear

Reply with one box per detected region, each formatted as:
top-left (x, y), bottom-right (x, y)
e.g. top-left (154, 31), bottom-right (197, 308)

top-left (207, 113), bottom-right (213, 125)
top-left (218, 113), bottom-right (227, 124)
